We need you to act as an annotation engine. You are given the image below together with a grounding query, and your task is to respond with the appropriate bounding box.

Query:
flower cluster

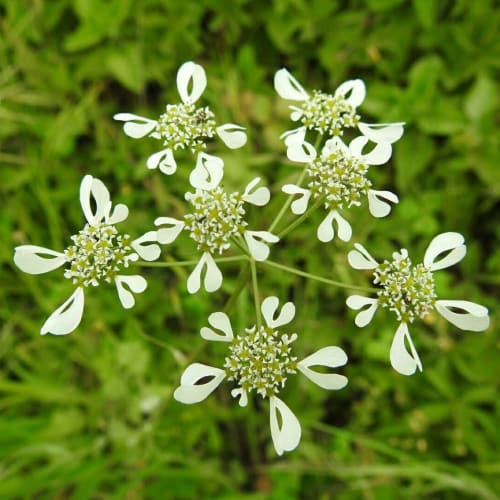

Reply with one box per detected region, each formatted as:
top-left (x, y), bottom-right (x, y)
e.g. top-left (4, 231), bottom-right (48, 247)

top-left (114, 62), bottom-right (246, 187)
top-left (12, 62), bottom-right (491, 457)
top-left (174, 297), bottom-right (348, 455)
top-left (346, 233), bottom-right (490, 375)
top-left (14, 175), bottom-right (160, 335)
top-left (155, 176), bottom-right (278, 294)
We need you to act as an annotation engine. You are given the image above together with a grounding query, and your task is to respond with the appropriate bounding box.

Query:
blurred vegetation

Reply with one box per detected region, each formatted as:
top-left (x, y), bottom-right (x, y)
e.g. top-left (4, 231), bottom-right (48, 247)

top-left (1, 0), bottom-right (499, 498)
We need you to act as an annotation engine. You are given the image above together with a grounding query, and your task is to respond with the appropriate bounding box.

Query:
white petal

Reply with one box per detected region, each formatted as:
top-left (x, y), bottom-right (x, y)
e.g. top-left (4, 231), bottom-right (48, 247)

top-left (154, 217), bottom-right (185, 244)
top-left (323, 136), bottom-right (349, 156)
top-left (174, 363), bottom-right (226, 404)
top-left (389, 322), bottom-right (423, 376)
top-left (79, 175), bottom-right (110, 225)
top-left (317, 211), bottom-right (352, 242)
top-left (358, 122), bottom-right (405, 144)
top-left (107, 203), bottom-right (129, 224)
top-left (14, 245), bottom-right (66, 274)
top-left (242, 177), bottom-right (270, 206)
top-left (216, 124), bottom-right (247, 149)
top-left (269, 396), bottom-right (301, 456)
top-left (147, 149), bottom-right (177, 175)
top-left (332, 211), bottom-right (352, 242)
top-left (274, 68), bottom-right (309, 101)
top-left (298, 346), bottom-right (348, 390)
top-left (435, 300), bottom-right (490, 332)
top-left (131, 231), bottom-right (161, 261)
top-left (287, 141), bottom-right (317, 163)
top-left (113, 113), bottom-right (157, 138)
top-left (335, 79), bottom-right (366, 107)
top-left (281, 126), bottom-right (307, 146)
top-left (281, 185), bottom-right (311, 215)
top-left (243, 231), bottom-right (279, 261)
top-left (189, 153), bottom-right (224, 190)
top-left (40, 287), bottom-right (84, 336)
top-left (176, 61), bottom-right (207, 104)
top-left (349, 136), bottom-right (392, 165)
top-left (261, 296), bottom-right (295, 328)
top-left (231, 388), bottom-right (248, 407)
top-left (317, 211), bottom-right (335, 242)
top-left (423, 232), bottom-right (466, 271)
top-left (346, 295), bottom-right (379, 327)
top-left (347, 243), bottom-right (378, 270)
top-left (367, 190), bottom-right (399, 218)
top-left (289, 106), bottom-right (304, 121)
top-left (115, 275), bottom-right (147, 309)
top-left (187, 252), bottom-right (222, 294)
top-left (200, 311), bottom-right (234, 342)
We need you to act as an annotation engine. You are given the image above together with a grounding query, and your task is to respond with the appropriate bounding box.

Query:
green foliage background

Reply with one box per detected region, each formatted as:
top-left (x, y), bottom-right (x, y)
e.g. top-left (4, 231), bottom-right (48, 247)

top-left (1, 0), bottom-right (499, 498)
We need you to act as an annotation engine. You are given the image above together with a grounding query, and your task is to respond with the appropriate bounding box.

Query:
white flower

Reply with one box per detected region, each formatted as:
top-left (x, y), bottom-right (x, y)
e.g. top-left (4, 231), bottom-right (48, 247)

top-left (155, 178), bottom-right (278, 293)
top-left (275, 68), bottom-right (405, 147)
top-left (346, 233), bottom-right (490, 375)
top-left (282, 135), bottom-right (399, 243)
top-left (173, 296), bottom-right (348, 455)
top-left (114, 61), bottom-right (247, 187)
top-left (13, 175), bottom-right (160, 336)
top-left (274, 68), bottom-right (365, 138)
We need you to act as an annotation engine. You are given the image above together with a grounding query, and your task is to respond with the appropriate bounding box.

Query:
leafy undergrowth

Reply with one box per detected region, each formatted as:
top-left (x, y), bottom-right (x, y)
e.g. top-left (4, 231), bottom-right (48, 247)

top-left (1, 0), bottom-right (499, 498)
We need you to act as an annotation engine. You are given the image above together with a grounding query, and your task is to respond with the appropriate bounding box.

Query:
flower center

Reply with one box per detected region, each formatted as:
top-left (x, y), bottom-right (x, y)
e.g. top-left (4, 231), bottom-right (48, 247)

top-left (224, 325), bottom-right (298, 399)
top-left (307, 151), bottom-right (371, 211)
top-left (373, 250), bottom-right (436, 323)
top-left (64, 223), bottom-right (133, 287)
top-left (299, 90), bottom-right (359, 136)
top-left (155, 103), bottom-right (216, 153)
top-left (184, 187), bottom-right (247, 254)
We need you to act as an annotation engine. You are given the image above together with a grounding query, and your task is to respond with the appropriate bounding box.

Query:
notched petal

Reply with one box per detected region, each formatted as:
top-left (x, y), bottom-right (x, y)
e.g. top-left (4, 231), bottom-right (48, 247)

top-left (131, 231), bottom-right (161, 261)
top-left (115, 275), bottom-right (147, 309)
top-left (347, 243), bottom-right (378, 270)
top-left (389, 322), bottom-right (423, 376)
top-left (298, 346), bottom-right (348, 390)
top-left (243, 177), bottom-right (270, 206)
top-left (176, 61), bottom-right (207, 104)
top-left (40, 287), bottom-right (85, 336)
top-left (244, 231), bottom-right (279, 261)
top-left (200, 311), bottom-right (233, 342)
top-left (174, 363), bottom-right (226, 404)
top-left (346, 295), bottom-right (379, 327)
top-left (274, 68), bottom-right (309, 101)
top-left (261, 296), bottom-right (295, 328)
top-left (435, 300), bottom-right (490, 332)
top-left (269, 396), bottom-right (301, 456)
top-left (423, 232), bottom-right (466, 271)
top-left (367, 190), bottom-right (399, 218)
top-left (14, 245), bottom-right (66, 275)
top-left (147, 149), bottom-right (177, 175)
top-left (216, 124), bottom-right (247, 149)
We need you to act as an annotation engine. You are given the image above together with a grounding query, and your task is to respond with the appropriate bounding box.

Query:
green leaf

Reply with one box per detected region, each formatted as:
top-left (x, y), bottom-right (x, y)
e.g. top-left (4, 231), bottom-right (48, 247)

top-left (464, 73), bottom-right (498, 121)
top-left (395, 129), bottom-right (435, 191)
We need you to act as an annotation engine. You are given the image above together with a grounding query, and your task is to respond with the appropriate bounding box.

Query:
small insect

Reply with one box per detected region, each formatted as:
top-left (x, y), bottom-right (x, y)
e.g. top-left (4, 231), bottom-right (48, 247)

top-left (195, 109), bottom-right (207, 124)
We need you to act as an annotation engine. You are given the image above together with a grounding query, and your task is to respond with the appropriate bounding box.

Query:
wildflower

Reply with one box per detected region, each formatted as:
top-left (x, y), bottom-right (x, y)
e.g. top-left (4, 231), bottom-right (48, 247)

top-left (346, 233), bottom-right (490, 375)
top-left (282, 133), bottom-right (400, 242)
top-left (13, 175), bottom-right (160, 335)
top-left (275, 68), bottom-right (405, 149)
top-left (114, 62), bottom-right (247, 188)
top-left (155, 178), bottom-right (278, 293)
top-left (174, 296), bottom-right (348, 455)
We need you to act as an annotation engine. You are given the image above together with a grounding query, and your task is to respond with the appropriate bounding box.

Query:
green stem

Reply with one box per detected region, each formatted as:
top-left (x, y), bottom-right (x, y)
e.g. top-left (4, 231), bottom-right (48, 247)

top-left (136, 255), bottom-right (248, 267)
top-left (268, 167), bottom-right (308, 233)
top-left (250, 259), bottom-right (262, 326)
top-left (277, 197), bottom-right (324, 239)
top-left (262, 259), bottom-right (377, 293)
top-left (224, 263), bottom-right (251, 315)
